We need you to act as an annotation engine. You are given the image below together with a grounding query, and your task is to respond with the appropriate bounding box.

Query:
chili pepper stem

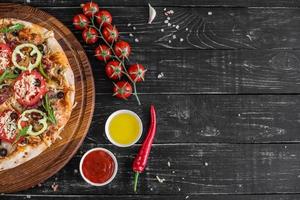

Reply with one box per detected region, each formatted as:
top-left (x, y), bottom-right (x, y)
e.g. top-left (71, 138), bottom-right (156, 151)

top-left (133, 172), bottom-right (140, 192)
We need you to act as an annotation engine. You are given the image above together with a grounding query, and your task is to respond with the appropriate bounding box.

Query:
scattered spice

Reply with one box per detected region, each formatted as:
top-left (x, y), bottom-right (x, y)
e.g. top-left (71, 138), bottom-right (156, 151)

top-left (180, 38), bottom-right (184, 42)
top-left (161, 29), bottom-right (164, 32)
top-left (135, 38), bottom-right (139, 43)
top-left (129, 33), bottom-right (134, 37)
top-left (172, 35), bottom-right (176, 39)
top-left (157, 72), bottom-right (164, 79)
top-left (167, 161), bottom-right (171, 167)
top-left (208, 11), bottom-right (213, 15)
top-left (204, 162), bottom-right (208, 166)
top-left (156, 175), bottom-right (166, 183)
top-left (186, 196), bottom-right (190, 199)
top-left (133, 26), bottom-right (136, 30)
top-left (51, 182), bottom-right (59, 192)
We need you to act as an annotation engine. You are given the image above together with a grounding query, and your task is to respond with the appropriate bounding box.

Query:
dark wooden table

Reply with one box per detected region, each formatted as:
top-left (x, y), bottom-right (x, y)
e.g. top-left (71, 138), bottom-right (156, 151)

top-left (3, 0), bottom-right (300, 199)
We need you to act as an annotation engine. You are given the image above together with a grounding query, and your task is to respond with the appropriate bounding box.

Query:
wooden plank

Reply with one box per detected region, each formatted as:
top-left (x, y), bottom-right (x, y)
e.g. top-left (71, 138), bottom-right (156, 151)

top-left (88, 94), bottom-right (300, 143)
top-left (86, 49), bottom-right (300, 94)
top-left (12, 143), bottom-right (300, 195)
top-left (40, 7), bottom-right (300, 50)
top-left (14, 0), bottom-right (300, 7)
top-left (3, 194), bottom-right (300, 200)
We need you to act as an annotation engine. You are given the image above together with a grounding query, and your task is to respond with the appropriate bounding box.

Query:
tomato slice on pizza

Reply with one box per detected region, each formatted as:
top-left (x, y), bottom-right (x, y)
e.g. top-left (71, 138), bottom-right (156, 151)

top-left (13, 70), bottom-right (47, 107)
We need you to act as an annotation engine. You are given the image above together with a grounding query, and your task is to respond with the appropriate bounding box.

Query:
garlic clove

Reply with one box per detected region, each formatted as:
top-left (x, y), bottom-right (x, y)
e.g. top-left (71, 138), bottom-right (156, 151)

top-left (148, 3), bottom-right (156, 24)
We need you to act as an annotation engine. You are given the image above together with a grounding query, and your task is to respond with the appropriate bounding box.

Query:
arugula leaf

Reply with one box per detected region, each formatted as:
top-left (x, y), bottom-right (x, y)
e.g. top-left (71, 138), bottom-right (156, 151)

top-left (0, 23), bottom-right (24, 33)
top-left (13, 126), bottom-right (29, 145)
top-left (0, 70), bottom-right (18, 84)
top-left (39, 63), bottom-right (50, 80)
top-left (42, 94), bottom-right (57, 124)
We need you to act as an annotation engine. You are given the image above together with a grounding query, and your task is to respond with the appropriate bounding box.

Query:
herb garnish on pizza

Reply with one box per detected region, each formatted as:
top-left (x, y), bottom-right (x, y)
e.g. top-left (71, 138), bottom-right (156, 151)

top-left (0, 18), bottom-right (75, 171)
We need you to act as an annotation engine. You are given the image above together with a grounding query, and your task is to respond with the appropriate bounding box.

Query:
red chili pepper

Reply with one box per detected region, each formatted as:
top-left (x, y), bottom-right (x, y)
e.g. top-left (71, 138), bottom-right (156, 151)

top-left (132, 105), bottom-right (157, 192)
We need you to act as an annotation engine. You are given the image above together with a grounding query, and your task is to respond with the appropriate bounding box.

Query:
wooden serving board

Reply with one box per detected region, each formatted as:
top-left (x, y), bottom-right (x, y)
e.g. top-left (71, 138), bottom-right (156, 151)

top-left (0, 4), bottom-right (95, 193)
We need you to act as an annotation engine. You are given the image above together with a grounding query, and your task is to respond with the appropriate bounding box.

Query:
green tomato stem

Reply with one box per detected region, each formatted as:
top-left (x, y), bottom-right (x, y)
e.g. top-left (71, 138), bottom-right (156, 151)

top-left (89, 16), bottom-right (141, 106)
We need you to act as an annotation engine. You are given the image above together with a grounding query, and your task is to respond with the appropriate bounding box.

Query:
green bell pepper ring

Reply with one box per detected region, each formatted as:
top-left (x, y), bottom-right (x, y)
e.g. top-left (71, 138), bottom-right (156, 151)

top-left (12, 43), bottom-right (42, 71)
top-left (17, 109), bottom-right (48, 136)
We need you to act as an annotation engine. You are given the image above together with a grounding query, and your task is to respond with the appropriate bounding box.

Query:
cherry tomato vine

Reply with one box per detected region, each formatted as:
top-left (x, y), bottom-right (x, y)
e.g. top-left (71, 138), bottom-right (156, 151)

top-left (73, 2), bottom-right (147, 105)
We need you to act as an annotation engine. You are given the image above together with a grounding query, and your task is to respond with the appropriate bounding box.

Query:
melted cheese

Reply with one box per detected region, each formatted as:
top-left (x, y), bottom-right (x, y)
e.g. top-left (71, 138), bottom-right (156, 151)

top-left (14, 74), bottom-right (40, 101)
top-left (0, 50), bottom-right (10, 71)
top-left (0, 111), bottom-right (17, 140)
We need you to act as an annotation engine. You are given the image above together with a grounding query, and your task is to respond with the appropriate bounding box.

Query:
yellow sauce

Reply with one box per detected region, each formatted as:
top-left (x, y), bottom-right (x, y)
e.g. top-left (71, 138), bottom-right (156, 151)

top-left (108, 113), bottom-right (141, 146)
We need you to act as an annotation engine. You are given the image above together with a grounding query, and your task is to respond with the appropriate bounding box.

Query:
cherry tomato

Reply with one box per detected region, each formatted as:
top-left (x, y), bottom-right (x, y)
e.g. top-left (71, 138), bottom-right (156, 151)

top-left (81, 2), bottom-right (99, 18)
top-left (95, 10), bottom-right (113, 26)
top-left (105, 60), bottom-right (123, 80)
top-left (82, 28), bottom-right (98, 44)
top-left (128, 64), bottom-right (147, 82)
top-left (14, 70), bottom-right (47, 107)
top-left (0, 43), bottom-right (12, 74)
top-left (102, 24), bottom-right (119, 43)
top-left (73, 14), bottom-right (90, 30)
top-left (0, 110), bottom-right (19, 143)
top-left (95, 44), bottom-right (111, 62)
top-left (113, 81), bottom-right (132, 99)
top-left (114, 41), bottom-right (131, 59)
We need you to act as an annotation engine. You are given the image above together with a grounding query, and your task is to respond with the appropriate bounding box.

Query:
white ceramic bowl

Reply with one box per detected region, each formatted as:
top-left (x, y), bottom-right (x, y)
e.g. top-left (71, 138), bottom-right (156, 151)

top-left (79, 148), bottom-right (118, 186)
top-left (105, 109), bottom-right (143, 147)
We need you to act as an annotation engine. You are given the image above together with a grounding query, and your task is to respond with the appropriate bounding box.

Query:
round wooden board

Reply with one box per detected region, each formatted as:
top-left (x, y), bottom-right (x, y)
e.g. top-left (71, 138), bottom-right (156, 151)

top-left (0, 4), bottom-right (95, 193)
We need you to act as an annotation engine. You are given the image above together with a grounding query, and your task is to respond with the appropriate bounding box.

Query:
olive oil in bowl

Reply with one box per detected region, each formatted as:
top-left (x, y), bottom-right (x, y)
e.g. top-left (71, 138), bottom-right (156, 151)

top-left (105, 110), bottom-right (143, 147)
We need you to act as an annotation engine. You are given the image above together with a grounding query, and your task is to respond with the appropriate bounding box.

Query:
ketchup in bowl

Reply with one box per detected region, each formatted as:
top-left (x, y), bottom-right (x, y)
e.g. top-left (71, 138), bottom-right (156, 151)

top-left (80, 148), bottom-right (118, 186)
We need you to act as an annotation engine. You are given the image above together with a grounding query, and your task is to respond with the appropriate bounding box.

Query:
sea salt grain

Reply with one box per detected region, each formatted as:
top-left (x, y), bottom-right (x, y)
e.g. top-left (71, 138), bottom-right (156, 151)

top-left (156, 175), bottom-right (166, 183)
top-left (205, 162), bottom-right (209, 166)
top-left (135, 38), bottom-right (139, 42)
top-left (168, 23), bottom-right (171, 27)
top-left (176, 25), bottom-right (180, 29)
top-left (167, 17), bottom-right (171, 20)
top-left (185, 28), bottom-right (189, 31)
top-left (164, 20), bottom-right (169, 24)
top-left (129, 33), bottom-right (134, 37)
top-left (127, 23), bottom-right (131, 27)
top-left (168, 40), bottom-right (172, 43)
top-left (208, 11), bottom-right (213, 15)
top-left (186, 196), bottom-right (190, 199)
top-left (133, 26), bottom-right (136, 30)
top-left (161, 29), bottom-right (164, 32)
top-left (172, 35), bottom-right (176, 39)
top-left (180, 38), bottom-right (184, 42)
top-left (157, 72), bottom-right (164, 79)
top-left (167, 161), bottom-right (171, 167)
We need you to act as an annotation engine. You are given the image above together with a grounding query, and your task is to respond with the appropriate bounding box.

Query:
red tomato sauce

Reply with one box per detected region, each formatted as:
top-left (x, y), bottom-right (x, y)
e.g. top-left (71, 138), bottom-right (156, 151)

top-left (82, 150), bottom-right (115, 184)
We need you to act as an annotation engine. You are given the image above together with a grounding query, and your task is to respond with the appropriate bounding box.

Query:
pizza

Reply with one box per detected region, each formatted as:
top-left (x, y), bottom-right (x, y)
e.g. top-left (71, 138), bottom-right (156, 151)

top-left (0, 18), bottom-right (75, 171)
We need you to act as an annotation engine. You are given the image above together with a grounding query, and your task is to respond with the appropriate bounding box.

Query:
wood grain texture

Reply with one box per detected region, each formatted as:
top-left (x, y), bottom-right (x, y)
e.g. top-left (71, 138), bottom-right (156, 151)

top-left (0, 4), bottom-right (94, 193)
top-left (12, 0), bottom-right (300, 7)
top-left (41, 7), bottom-right (300, 50)
top-left (86, 95), bottom-right (300, 144)
top-left (2, 1), bottom-right (300, 200)
top-left (2, 194), bottom-right (300, 200)
top-left (86, 49), bottom-right (300, 94)
top-left (7, 143), bottom-right (300, 195)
